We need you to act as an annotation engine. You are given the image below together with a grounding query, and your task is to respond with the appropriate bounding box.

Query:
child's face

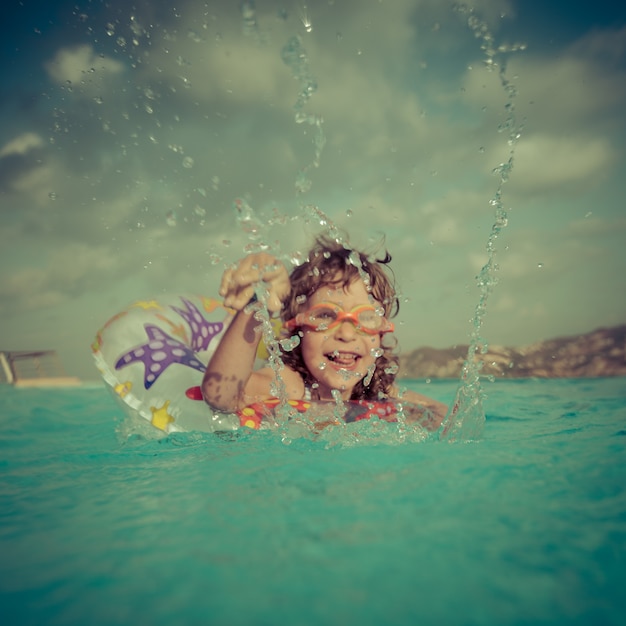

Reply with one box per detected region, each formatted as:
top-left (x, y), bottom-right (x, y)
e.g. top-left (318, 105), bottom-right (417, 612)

top-left (299, 277), bottom-right (384, 401)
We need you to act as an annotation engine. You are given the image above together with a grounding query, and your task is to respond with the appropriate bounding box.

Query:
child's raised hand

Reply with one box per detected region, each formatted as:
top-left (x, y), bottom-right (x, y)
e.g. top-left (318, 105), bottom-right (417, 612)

top-left (219, 253), bottom-right (290, 313)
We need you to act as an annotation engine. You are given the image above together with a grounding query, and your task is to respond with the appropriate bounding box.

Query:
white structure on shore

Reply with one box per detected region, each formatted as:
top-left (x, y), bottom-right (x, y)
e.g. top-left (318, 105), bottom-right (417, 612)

top-left (0, 350), bottom-right (81, 387)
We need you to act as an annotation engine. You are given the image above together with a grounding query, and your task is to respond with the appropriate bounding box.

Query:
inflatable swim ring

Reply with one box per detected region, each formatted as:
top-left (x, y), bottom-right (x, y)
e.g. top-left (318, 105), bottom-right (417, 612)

top-left (92, 294), bottom-right (401, 434)
top-left (237, 398), bottom-right (399, 429)
top-left (92, 294), bottom-right (242, 433)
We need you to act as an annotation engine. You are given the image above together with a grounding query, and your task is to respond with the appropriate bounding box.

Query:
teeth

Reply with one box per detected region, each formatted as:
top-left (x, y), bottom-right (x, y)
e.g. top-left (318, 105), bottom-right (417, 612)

top-left (327, 352), bottom-right (358, 363)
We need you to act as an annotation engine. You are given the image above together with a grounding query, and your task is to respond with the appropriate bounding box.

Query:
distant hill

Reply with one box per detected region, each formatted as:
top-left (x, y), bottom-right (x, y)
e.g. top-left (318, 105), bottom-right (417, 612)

top-left (398, 325), bottom-right (626, 379)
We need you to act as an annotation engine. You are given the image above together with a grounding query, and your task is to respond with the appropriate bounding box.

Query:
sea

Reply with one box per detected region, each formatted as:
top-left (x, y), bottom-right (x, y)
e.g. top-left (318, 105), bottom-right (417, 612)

top-left (1, 377), bottom-right (625, 626)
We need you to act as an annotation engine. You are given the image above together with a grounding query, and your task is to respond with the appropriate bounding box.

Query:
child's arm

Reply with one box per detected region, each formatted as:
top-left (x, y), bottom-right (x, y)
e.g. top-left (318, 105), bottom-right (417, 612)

top-left (201, 253), bottom-right (290, 412)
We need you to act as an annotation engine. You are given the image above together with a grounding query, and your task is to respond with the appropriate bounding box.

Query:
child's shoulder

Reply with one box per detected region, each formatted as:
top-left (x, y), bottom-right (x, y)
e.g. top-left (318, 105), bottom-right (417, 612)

top-left (247, 364), bottom-right (305, 400)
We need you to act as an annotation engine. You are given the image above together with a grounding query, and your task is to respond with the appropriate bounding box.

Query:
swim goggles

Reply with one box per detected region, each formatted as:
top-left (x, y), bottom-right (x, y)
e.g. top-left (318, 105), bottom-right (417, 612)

top-left (284, 302), bottom-right (394, 335)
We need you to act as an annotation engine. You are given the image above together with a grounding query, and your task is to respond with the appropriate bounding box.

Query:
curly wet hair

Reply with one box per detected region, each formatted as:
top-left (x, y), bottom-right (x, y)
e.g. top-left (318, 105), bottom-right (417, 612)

top-left (280, 235), bottom-right (400, 401)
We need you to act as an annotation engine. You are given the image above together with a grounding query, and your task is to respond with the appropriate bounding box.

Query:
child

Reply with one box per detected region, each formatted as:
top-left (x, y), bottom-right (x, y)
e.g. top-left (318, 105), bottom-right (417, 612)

top-left (202, 235), bottom-right (447, 429)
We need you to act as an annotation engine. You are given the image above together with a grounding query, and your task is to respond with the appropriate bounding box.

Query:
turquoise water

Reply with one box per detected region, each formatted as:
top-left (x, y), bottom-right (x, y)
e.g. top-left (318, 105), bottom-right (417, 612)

top-left (1, 378), bottom-right (625, 626)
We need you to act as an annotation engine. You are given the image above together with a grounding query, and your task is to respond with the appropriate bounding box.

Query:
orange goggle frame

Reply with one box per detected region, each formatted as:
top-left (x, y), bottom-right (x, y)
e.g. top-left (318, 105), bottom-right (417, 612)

top-left (284, 302), bottom-right (394, 335)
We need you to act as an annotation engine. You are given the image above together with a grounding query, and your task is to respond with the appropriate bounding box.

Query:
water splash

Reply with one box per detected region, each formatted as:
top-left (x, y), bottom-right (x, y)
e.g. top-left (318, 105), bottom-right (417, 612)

top-left (240, 1), bottom-right (260, 39)
top-left (230, 195), bottom-right (289, 418)
top-left (229, 6), bottom-right (526, 445)
top-left (281, 35), bottom-right (326, 195)
top-left (439, 6), bottom-right (525, 442)
top-left (302, 204), bottom-right (344, 243)
top-left (233, 197), bottom-right (264, 243)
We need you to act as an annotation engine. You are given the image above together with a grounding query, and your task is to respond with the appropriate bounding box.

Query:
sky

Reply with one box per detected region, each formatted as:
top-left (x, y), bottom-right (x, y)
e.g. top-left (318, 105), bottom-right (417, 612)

top-left (1, 0), bottom-right (625, 380)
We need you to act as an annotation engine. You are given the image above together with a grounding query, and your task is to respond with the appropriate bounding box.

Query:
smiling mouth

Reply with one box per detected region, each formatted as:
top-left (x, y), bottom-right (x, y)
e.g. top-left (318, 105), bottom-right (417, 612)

top-left (325, 351), bottom-right (360, 368)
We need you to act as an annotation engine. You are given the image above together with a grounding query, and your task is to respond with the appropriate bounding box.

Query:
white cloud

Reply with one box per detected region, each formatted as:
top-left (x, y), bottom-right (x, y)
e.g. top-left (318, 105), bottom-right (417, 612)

top-left (463, 43), bottom-right (626, 133)
top-left (0, 266), bottom-right (66, 311)
top-left (569, 25), bottom-right (626, 64)
top-left (9, 163), bottom-right (59, 206)
top-left (428, 215), bottom-right (461, 244)
top-left (44, 44), bottom-right (124, 90)
top-left (507, 133), bottom-right (616, 193)
top-left (567, 215), bottom-right (626, 236)
top-left (0, 243), bottom-right (120, 315)
top-left (0, 133), bottom-right (45, 158)
top-left (1, 0), bottom-right (625, 371)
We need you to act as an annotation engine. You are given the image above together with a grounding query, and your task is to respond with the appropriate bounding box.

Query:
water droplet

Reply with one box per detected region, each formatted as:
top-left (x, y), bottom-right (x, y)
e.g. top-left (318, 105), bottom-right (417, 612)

top-left (165, 210), bottom-right (177, 226)
top-left (187, 30), bottom-right (203, 43)
top-left (48, 192), bottom-right (57, 200)
top-left (537, 262), bottom-right (544, 269)
top-left (241, 0), bottom-right (258, 37)
top-left (279, 335), bottom-right (301, 352)
top-left (182, 156), bottom-right (194, 169)
top-left (317, 361), bottom-right (327, 371)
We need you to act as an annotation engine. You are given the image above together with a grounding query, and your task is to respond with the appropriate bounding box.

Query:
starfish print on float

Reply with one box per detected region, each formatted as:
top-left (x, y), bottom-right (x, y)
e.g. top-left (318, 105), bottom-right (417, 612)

top-left (114, 320), bottom-right (223, 390)
top-left (170, 297), bottom-right (225, 351)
